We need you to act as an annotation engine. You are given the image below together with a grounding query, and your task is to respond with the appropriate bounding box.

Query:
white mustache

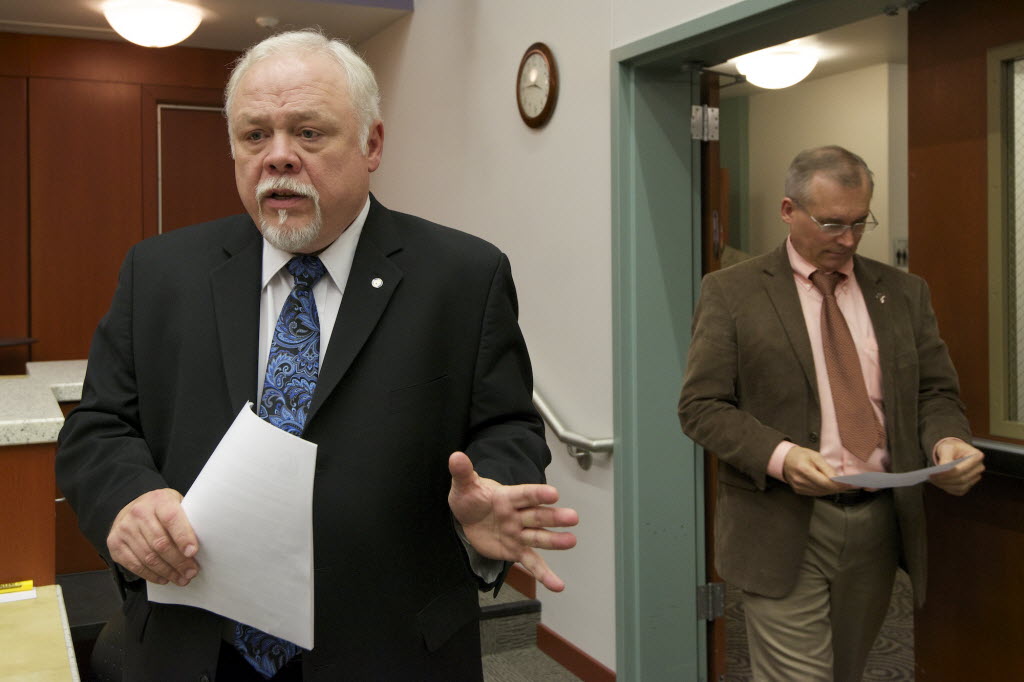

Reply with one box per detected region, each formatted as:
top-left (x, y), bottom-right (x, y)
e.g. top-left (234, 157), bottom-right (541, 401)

top-left (255, 177), bottom-right (320, 203)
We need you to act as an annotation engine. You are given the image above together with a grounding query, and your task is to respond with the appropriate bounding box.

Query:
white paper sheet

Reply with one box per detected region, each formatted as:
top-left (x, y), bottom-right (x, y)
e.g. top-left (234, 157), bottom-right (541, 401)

top-left (831, 454), bottom-right (976, 489)
top-left (0, 588), bottom-right (37, 604)
top-left (147, 402), bottom-right (316, 649)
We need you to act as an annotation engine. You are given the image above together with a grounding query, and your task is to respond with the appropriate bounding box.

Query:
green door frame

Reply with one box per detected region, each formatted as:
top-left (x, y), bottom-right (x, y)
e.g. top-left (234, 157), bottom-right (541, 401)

top-left (611, 1), bottom-right (907, 679)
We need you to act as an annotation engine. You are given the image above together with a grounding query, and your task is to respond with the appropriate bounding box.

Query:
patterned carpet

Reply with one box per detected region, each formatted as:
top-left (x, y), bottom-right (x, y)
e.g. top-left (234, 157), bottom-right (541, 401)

top-left (725, 570), bottom-right (915, 681)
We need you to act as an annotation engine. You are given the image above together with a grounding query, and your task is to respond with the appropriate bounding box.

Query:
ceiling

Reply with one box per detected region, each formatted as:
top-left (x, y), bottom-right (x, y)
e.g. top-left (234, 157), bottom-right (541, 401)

top-left (0, 0), bottom-right (412, 52)
top-left (0, 1), bottom-right (905, 87)
top-left (713, 11), bottom-right (908, 98)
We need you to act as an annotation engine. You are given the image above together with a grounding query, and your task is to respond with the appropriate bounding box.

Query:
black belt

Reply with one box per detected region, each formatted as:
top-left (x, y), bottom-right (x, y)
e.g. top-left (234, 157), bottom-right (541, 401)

top-left (818, 489), bottom-right (882, 506)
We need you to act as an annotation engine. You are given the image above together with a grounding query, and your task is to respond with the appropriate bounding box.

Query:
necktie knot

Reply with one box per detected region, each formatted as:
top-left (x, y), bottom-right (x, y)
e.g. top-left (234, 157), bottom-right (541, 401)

top-left (287, 255), bottom-right (327, 289)
top-left (810, 270), bottom-right (844, 297)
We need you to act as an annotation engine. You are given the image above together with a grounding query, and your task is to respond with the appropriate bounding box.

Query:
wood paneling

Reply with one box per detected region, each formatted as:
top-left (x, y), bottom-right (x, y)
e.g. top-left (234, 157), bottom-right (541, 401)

top-left (26, 34), bottom-right (236, 89)
top-left (908, 0), bottom-right (1024, 439)
top-left (915, 477), bottom-right (1024, 679)
top-left (0, 77), bottom-right (29, 375)
top-left (908, 1), bottom-right (1024, 678)
top-left (0, 444), bottom-right (56, 586)
top-left (29, 79), bottom-right (143, 361)
top-left (0, 33), bottom-right (29, 77)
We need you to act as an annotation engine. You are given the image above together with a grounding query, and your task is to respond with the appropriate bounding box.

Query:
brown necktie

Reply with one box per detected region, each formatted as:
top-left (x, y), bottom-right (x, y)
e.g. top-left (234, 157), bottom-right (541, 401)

top-left (810, 270), bottom-right (885, 460)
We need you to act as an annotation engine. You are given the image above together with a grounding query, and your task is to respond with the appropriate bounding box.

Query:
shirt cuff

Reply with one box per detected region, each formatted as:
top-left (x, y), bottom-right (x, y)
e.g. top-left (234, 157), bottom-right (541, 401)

top-left (768, 441), bottom-right (798, 481)
top-left (455, 522), bottom-right (503, 584)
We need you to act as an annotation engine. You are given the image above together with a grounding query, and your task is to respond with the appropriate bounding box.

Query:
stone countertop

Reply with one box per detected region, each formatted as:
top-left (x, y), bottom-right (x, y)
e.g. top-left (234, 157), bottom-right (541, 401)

top-left (0, 360), bottom-right (86, 447)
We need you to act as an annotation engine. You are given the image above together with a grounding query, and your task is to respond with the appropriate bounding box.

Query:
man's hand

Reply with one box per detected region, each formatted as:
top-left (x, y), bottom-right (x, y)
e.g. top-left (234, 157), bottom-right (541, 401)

top-left (107, 488), bottom-right (200, 586)
top-left (447, 452), bottom-right (578, 592)
top-left (930, 438), bottom-right (985, 496)
top-left (782, 446), bottom-right (853, 497)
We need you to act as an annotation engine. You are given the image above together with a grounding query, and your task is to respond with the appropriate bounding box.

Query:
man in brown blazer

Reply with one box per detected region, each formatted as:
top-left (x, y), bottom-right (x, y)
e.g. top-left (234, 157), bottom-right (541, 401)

top-left (679, 146), bottom-right (984, 681)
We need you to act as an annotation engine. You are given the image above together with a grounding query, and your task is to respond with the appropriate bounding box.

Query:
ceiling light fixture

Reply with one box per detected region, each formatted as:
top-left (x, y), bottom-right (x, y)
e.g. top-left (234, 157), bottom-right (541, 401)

top-left (102, 0), bottom-right (202, 48)
top-left (732, 46), bottom-right (819, 89)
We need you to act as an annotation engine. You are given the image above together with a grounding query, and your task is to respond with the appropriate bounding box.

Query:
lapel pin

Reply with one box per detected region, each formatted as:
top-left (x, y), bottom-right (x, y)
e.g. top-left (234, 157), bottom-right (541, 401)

top-left (371, 277), bottom-right (383, 289)
top-left (876, 292), bottom-right (886, 304)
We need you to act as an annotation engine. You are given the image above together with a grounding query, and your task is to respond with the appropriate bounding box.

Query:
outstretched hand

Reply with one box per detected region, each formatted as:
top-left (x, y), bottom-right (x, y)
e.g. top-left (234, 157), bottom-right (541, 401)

top-left (447, 451), bottom-right (578, 592)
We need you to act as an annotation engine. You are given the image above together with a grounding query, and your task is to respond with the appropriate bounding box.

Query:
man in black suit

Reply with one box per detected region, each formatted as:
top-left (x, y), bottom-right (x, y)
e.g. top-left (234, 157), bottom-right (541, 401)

top-left (56, 30), bottom-right (577, 681)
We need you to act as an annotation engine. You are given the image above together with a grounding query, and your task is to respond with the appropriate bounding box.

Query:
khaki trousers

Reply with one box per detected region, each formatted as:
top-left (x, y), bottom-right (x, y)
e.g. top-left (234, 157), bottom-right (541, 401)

top-left (742, 492), bottom-right (899, 682)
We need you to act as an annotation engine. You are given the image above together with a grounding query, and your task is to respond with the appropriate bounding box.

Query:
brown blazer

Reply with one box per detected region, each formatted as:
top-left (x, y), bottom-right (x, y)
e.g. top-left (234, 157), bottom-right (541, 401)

top-left (678, 243), bottom-right (970, 606)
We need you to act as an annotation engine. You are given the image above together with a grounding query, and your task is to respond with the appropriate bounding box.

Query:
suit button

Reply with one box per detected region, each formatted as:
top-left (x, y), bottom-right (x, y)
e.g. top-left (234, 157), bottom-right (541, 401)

top-left (809, 432), bottom-right (819, 443)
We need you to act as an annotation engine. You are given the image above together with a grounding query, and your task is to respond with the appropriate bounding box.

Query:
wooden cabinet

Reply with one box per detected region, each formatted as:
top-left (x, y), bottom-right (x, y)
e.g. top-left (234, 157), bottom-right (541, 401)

top-left (0, 444), bottom-right (56, 586)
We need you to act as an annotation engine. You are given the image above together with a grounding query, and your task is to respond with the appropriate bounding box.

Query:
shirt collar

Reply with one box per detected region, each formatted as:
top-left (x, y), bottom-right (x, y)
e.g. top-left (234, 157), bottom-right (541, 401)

top-left (785, 235), bottom-right (855, 287)
top-left (261, 195), bottom-right (370, 290)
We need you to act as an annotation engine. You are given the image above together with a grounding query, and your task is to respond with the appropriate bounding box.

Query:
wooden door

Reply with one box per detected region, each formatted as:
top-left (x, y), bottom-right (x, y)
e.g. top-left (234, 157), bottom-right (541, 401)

top-left (141, 86), bottom-right (244, 237)
top-left (699, 69), bottom-right (730, 682)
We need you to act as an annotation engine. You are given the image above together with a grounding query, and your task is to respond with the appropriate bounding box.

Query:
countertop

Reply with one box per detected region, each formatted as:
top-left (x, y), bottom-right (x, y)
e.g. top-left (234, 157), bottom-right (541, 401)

top-left (0, 361), bottom-right (86, 447)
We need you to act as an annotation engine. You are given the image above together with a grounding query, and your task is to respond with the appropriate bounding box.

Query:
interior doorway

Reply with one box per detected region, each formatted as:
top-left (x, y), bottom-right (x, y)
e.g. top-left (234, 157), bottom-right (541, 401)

top-left (703, 11), bottom-right (913, 681)
top-left (612, 1), bottom-right (916, 680)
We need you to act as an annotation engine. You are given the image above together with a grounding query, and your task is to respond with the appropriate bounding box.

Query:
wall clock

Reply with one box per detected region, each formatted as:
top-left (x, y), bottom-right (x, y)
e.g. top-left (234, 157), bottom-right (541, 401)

top-left (516, 42), bottom-right (559, 128)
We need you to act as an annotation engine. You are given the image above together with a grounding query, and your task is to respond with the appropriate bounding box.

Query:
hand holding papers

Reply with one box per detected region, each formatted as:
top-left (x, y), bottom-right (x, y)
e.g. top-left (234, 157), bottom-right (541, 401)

top-left (832, 455), bottom-right (978, 489)
top-left (147, 403), bottom-right (317, 649)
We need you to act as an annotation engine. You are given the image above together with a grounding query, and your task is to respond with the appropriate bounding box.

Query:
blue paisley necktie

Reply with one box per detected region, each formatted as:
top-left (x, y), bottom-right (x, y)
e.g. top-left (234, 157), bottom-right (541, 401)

top-left (234, 255), bottom-right (327, 678)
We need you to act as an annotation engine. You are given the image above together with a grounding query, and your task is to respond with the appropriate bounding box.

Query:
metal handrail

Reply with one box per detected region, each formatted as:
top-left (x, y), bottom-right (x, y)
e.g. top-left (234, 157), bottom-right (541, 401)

top-left (533, 389), bottom-right (613, 470)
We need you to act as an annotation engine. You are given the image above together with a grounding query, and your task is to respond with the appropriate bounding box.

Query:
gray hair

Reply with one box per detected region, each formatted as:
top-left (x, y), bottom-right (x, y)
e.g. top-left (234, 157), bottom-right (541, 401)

top-left (784, 145), bottom-right (874, 206)
top-left (224, 29), bottom-right (381, 154)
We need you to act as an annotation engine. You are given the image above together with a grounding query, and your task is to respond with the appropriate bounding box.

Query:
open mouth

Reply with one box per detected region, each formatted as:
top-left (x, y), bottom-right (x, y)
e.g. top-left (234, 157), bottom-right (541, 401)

top-left (265, 190), bottom-right (306, 201)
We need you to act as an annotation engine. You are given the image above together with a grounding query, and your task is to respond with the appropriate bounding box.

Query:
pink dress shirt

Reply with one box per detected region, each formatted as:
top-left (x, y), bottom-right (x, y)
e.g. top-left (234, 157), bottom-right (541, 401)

top-left (767, 238), bottom-right (890, 480)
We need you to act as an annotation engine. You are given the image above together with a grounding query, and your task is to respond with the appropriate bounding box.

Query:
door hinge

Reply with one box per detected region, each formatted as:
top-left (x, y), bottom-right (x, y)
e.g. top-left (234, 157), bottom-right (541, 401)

top-left (697, 582), bottom-right (726, 621)
top-left (690, 105), bottom-right (719, 142)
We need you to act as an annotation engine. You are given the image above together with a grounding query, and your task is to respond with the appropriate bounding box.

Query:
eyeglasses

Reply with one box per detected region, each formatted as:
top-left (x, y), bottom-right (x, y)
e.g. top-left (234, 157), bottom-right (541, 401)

top-left (791, 199), bottom-right (878, 236)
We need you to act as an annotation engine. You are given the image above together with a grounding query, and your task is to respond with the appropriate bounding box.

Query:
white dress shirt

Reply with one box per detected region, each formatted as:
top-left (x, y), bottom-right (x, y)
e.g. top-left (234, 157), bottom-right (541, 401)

top-left (256, 197), bottom-right (369, 402)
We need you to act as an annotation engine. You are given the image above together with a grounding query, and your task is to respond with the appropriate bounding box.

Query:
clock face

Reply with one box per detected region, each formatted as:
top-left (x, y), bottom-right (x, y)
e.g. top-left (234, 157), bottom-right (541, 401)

top-left (517, 43), bottom-right (558, 128)
top-left (519, 53), bottom-right (550, 118)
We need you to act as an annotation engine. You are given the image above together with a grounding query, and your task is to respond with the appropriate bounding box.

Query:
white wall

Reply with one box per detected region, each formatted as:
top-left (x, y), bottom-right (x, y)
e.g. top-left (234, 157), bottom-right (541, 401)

top-left (358, 0), bottom-right (748, 671)
top-left (746, 63), bottom-right (909, 264)
top-left (612, 0), bottom-right (745, 47)
top-left (359, 0), bottom-right (618, 669)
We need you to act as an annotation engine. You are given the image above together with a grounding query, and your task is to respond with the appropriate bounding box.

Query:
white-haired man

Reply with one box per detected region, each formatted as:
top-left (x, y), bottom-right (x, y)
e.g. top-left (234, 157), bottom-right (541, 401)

top-left (58, 30), bottom-right (577, 681)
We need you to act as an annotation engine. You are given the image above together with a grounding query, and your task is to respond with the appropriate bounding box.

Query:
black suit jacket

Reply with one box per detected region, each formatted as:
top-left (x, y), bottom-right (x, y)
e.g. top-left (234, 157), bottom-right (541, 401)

top-left (678, 243), bottom-right (970, 606)
top-left (56, 196), bottom-right (550, 680)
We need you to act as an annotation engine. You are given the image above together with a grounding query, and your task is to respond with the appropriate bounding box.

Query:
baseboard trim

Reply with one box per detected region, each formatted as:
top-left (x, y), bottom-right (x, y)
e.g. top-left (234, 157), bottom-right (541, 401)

top-left (537, 623), bottom-right (616, 682)
top-left (505, 563), bottom-right (536, 599)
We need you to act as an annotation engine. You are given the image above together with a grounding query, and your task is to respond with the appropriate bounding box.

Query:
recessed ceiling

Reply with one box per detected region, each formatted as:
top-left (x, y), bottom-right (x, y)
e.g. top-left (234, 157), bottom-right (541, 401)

top-left (0, 0), bottom-right (412, 52)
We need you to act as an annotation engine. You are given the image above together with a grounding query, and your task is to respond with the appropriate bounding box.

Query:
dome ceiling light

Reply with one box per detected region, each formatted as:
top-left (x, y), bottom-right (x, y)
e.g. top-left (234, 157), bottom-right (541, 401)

top-left (102, 0), bottom-right (203, 48)
top-left (732, 46), bottom-right (819, 89)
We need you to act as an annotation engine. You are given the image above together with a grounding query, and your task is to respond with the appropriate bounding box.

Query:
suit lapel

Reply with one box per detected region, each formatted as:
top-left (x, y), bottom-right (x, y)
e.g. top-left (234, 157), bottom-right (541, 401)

top-left (210, 221), bottom-right (263, 415)
top-left (761, 243), bottom-right (818, 399)
top-left (308, 198), bottom-right (404, 423)
top-left (854, 256), bottom-right (897, 425)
